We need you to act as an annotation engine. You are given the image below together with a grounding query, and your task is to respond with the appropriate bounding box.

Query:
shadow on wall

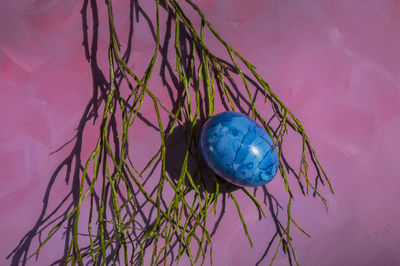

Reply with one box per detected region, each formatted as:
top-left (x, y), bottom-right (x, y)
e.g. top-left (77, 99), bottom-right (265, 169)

top-left (7, 0), bottom-right (324, 265)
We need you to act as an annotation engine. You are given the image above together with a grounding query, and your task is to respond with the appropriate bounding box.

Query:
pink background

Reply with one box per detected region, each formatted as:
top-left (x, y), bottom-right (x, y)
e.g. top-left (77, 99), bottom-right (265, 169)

top-left (1, 0), bottom-right (400, 265)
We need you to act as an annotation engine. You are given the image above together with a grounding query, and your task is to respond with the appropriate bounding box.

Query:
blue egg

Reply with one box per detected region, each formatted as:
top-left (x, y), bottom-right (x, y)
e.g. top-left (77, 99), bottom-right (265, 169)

top-left (199, 112), bottom-right (278, 187)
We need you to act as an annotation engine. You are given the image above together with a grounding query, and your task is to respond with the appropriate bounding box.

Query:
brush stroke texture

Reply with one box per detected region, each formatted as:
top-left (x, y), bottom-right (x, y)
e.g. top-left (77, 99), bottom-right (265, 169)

top-left (1, 0), bottom-right (399, 265)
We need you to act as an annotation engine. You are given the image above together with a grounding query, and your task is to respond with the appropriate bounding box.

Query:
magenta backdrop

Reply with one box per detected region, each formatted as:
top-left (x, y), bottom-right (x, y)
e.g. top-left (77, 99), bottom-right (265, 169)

top-left (1, 0), bottom-right (400, 265)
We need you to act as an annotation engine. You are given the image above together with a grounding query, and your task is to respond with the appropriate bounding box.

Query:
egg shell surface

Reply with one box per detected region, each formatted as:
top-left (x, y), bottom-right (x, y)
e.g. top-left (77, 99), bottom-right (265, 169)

top-left (199, 112), bottom-right (278, 187)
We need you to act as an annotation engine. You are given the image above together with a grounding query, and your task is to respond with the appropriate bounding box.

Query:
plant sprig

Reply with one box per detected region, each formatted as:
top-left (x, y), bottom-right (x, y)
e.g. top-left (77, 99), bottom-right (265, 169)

top-left (34, 0), bottom-right (333, 265)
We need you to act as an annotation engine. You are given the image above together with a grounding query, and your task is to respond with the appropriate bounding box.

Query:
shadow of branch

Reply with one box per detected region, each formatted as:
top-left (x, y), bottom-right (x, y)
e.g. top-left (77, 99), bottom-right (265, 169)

top-left (8, 1), bottom-right (328, 265)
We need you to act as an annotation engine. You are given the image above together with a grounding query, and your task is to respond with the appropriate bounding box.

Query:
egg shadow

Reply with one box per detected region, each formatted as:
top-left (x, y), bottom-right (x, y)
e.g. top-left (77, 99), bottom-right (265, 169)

top-left (165, 122), bottom-right (241, 194)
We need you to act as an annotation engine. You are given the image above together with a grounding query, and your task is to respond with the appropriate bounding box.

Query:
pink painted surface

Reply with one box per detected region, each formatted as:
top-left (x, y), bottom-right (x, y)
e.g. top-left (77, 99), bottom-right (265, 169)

top-left (1, 0), bottom-right (400, 265)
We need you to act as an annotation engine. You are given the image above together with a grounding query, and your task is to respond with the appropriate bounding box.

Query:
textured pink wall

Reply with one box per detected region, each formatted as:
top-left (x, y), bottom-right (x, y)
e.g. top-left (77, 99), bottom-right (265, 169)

top-left (1, 0), bottom-right (400, 265)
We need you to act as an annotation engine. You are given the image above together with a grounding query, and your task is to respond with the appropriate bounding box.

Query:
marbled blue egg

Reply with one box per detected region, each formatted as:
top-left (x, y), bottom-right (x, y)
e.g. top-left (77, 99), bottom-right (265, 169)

top-left (199, 112), bottom-right (278, 187)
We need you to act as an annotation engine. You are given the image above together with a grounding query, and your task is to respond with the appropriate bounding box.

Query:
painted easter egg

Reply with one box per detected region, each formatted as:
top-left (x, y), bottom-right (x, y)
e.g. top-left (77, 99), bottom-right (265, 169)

top-left (199, 112), bottom-right (278, 187)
